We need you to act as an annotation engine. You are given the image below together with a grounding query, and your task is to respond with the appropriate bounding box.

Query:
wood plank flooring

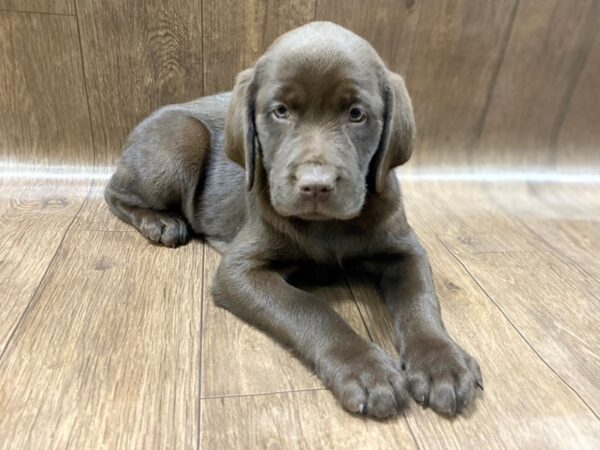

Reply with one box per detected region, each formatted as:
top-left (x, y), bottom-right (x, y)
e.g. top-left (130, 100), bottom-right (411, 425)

top-left (1, 175), bottom-right (599, 449)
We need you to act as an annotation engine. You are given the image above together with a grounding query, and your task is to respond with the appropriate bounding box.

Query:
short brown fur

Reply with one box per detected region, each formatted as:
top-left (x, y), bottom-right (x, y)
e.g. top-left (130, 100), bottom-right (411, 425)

top-left (105, 22), bottom-right (482, 419)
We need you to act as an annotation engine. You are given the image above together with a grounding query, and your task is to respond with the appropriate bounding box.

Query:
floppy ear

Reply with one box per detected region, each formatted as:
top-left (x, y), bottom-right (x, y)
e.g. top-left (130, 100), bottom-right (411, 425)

top-left (224, 68), bottom-right (258, 190)
top-left (372, 70), bottom-right (415, 193)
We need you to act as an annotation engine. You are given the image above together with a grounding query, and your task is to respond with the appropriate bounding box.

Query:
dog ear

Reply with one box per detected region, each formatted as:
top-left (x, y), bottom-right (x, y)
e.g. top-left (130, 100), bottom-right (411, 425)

top-left (224, 68), bottom-right (258, 190)
top-left (372, 70), bottom-right (415, 193)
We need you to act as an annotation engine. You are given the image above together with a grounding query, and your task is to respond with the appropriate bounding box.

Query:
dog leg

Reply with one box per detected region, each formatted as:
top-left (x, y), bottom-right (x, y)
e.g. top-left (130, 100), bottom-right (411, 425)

top-left (213, 241), bottom-right (410, 419)
top-left (105, 108), bottom-right (210, 247)
top-left (369, 230), bottom-right (483, 416)
top-left (104, 189), bottom-right (189, 247)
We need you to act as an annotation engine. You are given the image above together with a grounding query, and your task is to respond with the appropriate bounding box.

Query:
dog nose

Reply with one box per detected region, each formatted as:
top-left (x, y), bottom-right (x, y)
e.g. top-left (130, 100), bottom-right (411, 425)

top-left (296, 165), bottom-right (336, 199)
top-left (299, 180), bottom-right (333, 196)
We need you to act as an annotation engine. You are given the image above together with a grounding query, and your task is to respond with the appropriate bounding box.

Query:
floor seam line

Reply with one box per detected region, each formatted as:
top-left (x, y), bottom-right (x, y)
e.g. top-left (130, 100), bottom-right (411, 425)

top-left (0, 180), bottom-right (94, 364)
top-left (510, 210), bottom-right (598, 283)
top-left (480, 182), bottom-right (600, 284)
top-left (402, 411), bottom-right (421, 450)
top-left (440, 238), bottom-right (600, 421)
top-left (201, 387), bottom-right (327, 400)
top-left (197, 244), bottom-right (206, 450)
top-left (343, 276), bottom-right (374, 342)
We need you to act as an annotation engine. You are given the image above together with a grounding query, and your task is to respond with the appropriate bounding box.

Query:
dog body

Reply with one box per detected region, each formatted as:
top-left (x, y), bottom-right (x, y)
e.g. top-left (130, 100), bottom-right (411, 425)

top-left (106, 22), bottom-right (481, 419)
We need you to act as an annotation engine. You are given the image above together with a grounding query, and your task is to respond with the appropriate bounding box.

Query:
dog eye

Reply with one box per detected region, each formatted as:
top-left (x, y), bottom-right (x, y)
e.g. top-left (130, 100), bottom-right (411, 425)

top-left (349, 106), bottom-right (366, 123)
top-left (272, 104), bottom-right (290, 119)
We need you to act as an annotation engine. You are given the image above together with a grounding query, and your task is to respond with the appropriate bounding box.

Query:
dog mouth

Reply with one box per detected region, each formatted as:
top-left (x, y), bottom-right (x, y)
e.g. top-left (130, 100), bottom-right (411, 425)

top-left (270, 188), bottom-right (363, 221)
top-left (291, 202), bottom-right (362, 222)
top-left (293, 199), bottom-right (341, 221)
top-left (295, 211), bottom-right (331, 221)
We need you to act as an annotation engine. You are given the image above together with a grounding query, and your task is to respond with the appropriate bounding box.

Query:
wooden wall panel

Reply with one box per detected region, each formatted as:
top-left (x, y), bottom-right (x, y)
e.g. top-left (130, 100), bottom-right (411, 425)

top-left (0, 0), bottom-right (74, 15)
top-left (76, 0), bottom-right (203, 166)
top-left (478, 0), bottom-right (600, 169)
top-left (202, 0), bottom-right (316, 95)
top-left (405, 0), bottom-right (518, 167)
top-left (0, 12), bottom-right (92, 168)
top-left (556, 30), bottom-right (600, 169)
top-left (316, 0), bottom-right (420, 77)
top-left (1, 1), bottom-right (599, 171)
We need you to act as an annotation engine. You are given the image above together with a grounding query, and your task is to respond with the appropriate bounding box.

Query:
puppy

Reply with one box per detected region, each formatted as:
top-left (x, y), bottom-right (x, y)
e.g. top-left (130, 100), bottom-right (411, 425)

top-left (105, 22), bottom-right (482, 418)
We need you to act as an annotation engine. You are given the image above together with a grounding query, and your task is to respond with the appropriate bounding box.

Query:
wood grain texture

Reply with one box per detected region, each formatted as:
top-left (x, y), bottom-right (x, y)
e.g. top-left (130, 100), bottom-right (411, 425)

top-left (0, 229), bottom-right (203, 450)
top-left (347, 215), bottom-right (600, 448)
top-left (76, 0), bottom-right (203, 166)
top-left (0, 0), bottom-right (74, 15)
top-left (478, 0), bottom-right (600, 168)
top-left (405, 0), bottom-right (518, 167)
top-left (202, 0), bottom-right (316, 95)
top-left (484, 181), bottom-right (600, 283)
top-left (201, 246), bottom-right (370, 397)
top-left (71, 181), bottom-right (134, 232)
top-left (201, 389), bottom-right (418, 450)
top-left (0, 178), bottom-right (89, 354)
top-left (402, 180), bottom-right (544, 254)
top-left (556, 30), bottom-right (600, 168)
top-left (402, 179), bottom-right (600, 290)
top-left (316, 0), bottom-right (421, 76)
top-left (1, 180), bottom-right (600, 447)
top-left (0, 13), bottom-right (93, 168)
top-left (402, 179), bottom-right (600, 416)
top-left (525, 183), bottom-right (600, 216)
top-left (456, 249), bottom-right (600, 416)
top-left (2, 1), bottom-right (600, 170)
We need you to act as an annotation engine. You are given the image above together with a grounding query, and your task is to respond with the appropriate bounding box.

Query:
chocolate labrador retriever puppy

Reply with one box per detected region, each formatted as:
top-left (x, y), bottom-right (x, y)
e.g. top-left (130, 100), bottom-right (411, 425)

top-left (105, 22), bottom-right (482, 418)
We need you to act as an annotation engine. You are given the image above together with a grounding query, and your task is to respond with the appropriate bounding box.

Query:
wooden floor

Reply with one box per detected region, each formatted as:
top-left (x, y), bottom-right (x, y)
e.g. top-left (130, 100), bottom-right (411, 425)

top-left (0, 174), bottom-right (599, 449)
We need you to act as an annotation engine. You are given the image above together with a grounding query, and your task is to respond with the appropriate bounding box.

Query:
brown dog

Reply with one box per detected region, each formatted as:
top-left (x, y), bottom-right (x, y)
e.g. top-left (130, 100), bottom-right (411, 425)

top-left (105, 22), bottom-right (482, 418)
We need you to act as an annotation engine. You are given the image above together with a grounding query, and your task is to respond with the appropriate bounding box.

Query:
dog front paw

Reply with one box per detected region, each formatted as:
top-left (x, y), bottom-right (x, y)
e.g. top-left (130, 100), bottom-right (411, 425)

top-left (404, 336), bottom-right (482, 416)
top-left (318, 343), bottom-right (409, 419)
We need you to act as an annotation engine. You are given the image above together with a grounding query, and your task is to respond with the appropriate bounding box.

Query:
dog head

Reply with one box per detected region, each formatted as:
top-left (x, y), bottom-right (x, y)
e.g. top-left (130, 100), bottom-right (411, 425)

top-left (225, 22), bottom-right (415, 221)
